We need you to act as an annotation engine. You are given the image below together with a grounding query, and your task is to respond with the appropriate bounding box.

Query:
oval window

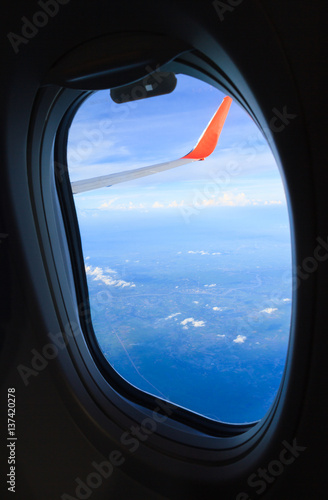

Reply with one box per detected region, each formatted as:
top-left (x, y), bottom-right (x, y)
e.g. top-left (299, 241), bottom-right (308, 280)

top-left (67, 74), bottom-right (291, 424)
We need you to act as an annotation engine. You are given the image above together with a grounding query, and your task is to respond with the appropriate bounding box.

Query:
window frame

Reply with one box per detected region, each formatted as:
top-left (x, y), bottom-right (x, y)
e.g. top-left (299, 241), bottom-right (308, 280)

top-left (55, 85), bottom-right (260, 437)
top-left (27, 50), bottom-right (302, 470)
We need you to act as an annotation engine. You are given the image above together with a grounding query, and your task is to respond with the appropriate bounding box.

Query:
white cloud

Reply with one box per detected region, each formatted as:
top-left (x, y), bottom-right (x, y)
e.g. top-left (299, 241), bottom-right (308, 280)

top-left (193, 301), bottom-right (199, 304)
top-left (217, 334), bottom-right (226, 338)
top-left (99, 198), bottom-right (119, 210)
top-left (213, 192), bottom-right (251, 207)
top-left (168, 200), bottom-right (185, 208)
top-left (180, 317), bottom-right (205, 327)
top-left (283, 298), bottom-right (291, 303)
top-left (104, 268), bottom-right (117, 274)
top-left (116, 279), bottom-right (134, 287)
top-left (183, 192), bottom-right (283, 209)
top-left (152, 201), bottom-right (164, 208)
top-left (264, 200), bottom-right (282, 205)
top-left (85, 265), bottom-right (136, 288)
top-left (188, 250), bottom-right (209, 255)
top-left (213, 307), bottom-right (220, 311)
top-left (98, 200), bottom-right (148, 211)
top-left (165, 313), bottom-right (181, 320)
top-left (260, 308), bottom-right (278, 314)
top-left (82, 192), bottom-right (284, 213)
top-left (181, 318), bottom-right (194, 326)
top-left (204, 284), bottom-right (216, 288)
top-left (233, 335), bottom-right (247, 344)
top-left (193, 320), bottom-right (206, 327)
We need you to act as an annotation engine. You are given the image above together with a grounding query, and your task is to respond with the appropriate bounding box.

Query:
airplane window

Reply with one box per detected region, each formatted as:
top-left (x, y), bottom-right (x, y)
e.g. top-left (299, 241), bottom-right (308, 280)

top-left (66, 75), bottom-right (291, 424)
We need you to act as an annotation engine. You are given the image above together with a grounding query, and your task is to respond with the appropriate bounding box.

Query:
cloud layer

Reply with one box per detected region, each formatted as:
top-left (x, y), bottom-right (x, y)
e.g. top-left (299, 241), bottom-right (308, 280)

top-left (94, 192), bottom-right (283, 212)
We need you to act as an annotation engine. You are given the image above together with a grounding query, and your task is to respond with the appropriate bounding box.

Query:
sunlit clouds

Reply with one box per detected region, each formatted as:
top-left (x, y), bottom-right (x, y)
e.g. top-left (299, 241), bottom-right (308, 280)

top-left (180, 317), bottom-right (206, 329)
top-left (92, 191), bottom-right (283, 212)
top-left (233, 335), bottom-right (247, 344)
top-left (164, 313), bottom-right (181, 320)
top-left (85, 264), bottom-right (136, 288)
top-left (260, 308), bottom-right (278, 314)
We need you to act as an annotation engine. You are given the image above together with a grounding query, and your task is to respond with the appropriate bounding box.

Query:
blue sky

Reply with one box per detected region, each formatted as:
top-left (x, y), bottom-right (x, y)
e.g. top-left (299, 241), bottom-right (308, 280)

top-left (67, 75), bottom-right (287, 214)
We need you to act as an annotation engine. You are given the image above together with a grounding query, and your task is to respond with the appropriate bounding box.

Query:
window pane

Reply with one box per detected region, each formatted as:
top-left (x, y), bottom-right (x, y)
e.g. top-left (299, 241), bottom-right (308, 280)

top-left (67, 75), bottom-right (291, 424)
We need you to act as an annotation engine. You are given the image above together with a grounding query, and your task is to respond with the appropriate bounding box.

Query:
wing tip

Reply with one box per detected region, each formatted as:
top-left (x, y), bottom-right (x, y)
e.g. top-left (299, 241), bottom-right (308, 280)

top-left (181, 95), bottom-right (232, 161)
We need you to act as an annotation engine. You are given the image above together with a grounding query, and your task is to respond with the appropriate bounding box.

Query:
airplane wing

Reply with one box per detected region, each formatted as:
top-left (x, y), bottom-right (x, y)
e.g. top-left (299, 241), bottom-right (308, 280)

top-left (71, 96), bottom-right (232, 194)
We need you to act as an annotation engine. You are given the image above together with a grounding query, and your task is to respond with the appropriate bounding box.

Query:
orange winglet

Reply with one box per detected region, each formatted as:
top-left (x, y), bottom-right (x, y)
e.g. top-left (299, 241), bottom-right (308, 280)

top-left (182, 96), bottom-right (232, 160)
